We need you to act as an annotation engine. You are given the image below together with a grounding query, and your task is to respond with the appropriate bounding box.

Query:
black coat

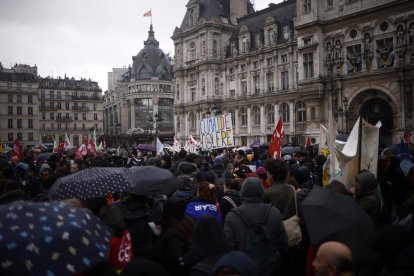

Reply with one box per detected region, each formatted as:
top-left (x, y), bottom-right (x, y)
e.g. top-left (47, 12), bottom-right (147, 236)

top-left (219, 190), bottom-right (241, 221)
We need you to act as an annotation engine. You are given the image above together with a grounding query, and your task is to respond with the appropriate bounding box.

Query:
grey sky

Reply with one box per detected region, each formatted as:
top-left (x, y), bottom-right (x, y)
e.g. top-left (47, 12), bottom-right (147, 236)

top-left (0, 0), bottom-right (281, 91)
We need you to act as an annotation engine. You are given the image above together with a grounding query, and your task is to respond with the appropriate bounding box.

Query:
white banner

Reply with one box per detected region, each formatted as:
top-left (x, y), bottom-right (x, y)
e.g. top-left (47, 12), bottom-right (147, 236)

top-left (200, 113), bottom-right (234, 150)
top-left (361, 119), bottom-right (381, 177)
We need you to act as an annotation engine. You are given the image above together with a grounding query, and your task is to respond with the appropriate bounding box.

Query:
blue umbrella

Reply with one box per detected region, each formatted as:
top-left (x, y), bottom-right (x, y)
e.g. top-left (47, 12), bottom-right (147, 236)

top-left (0, 200), bottom-right (112, 275)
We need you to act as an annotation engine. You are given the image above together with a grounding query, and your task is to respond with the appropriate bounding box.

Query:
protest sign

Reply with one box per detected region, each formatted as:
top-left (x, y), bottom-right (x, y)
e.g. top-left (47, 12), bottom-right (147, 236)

top-left (200, 113), bottom-right (234, 150)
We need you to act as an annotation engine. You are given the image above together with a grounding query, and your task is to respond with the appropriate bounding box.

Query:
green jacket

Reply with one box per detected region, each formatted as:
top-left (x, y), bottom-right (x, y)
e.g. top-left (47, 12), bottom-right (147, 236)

top-left (264, 180), bottom-right (296, 220)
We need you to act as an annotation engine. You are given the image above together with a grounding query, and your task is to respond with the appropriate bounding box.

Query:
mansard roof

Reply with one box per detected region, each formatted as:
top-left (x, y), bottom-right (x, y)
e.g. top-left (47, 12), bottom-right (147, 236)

top-left (178, 0), bottom-right (255, 32)
top-left (236, 0), bottom-right (296, 33)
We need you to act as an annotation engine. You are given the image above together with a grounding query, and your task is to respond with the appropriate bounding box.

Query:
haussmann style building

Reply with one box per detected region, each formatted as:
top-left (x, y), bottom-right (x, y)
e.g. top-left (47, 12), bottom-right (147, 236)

top-left (103, 25), bottom-right (175, 146)
top-left (172, 0), bottom-right (414, 147)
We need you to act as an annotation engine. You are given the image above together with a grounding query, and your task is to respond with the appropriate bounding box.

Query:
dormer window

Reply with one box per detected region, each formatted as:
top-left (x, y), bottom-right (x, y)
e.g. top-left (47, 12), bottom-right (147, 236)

top-left (283, 26), bottom-right (290, 40)
top-left (189, 8), bottom-right (195, 26)
top-left (304, 0), bottom-right (311, 13)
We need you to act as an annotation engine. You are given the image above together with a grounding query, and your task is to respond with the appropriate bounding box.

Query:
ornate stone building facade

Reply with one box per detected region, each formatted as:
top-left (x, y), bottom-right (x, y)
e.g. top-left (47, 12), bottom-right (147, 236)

top-left (103, 25), bottom-right (174, 145)
top-left (0, 64), bottom-right (39, 148)
top-left (38, 76), bottom-right (104, 146)
top-left (173, 0), bottom-right (414, 147)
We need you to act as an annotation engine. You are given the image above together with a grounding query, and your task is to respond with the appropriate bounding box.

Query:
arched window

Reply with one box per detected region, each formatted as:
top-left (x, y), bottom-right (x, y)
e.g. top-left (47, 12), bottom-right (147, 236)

top-left (280, 102), bottom-right (290, 123)
top-left (252, 106), bottom-right (260, 125)
top-left (296, 101), bottom-right (306, 122)
top-left (240, 107), bottom-right (247, 126)
top-left (189, 41), bottom-right (197, 60)
top-left (189, 113), bottom-right (196, 129)
top-left (265, 104), bottom-right (275, 125)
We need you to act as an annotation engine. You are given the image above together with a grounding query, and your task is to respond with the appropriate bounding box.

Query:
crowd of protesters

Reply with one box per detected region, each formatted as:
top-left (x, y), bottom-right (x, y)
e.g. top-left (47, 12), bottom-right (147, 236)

top-left (1, 143), bottom-right (414, 276)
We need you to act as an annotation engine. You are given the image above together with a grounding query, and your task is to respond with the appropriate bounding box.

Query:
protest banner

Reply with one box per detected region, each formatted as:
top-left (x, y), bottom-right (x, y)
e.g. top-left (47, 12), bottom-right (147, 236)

top-left (200, 113), bottom-right (234, 150)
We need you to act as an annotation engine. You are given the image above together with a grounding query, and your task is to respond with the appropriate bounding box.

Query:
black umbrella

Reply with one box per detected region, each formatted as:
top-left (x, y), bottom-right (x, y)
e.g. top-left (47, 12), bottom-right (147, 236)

top-left (128, 166), bottom-right (180, 195)
top-left (0, 200), bottom-right (112, 275)
top-left (49, 167), bottom-right (134, 200)
top-left (36, 152), bottom-right (53, 162)
top-left (300, 186), bottom-right (375, 256)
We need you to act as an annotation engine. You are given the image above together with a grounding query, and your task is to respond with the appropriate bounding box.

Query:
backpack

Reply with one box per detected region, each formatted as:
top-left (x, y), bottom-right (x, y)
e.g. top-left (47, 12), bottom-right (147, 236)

top-left (231, 204), bottom-right (280, 275)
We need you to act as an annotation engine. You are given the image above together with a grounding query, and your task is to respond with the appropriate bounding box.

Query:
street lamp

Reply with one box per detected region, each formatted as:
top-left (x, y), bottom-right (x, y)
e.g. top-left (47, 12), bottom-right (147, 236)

top-left (206, 105), bottom-right (221, 117)
top-left (148, 113), bottom-right (163, 142)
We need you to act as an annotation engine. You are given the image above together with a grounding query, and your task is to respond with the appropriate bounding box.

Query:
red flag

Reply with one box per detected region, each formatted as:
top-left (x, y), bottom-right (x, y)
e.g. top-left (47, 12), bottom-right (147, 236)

top-left (59, 141), bottom-right (65, 152)
top-left (12, 139), bottom-right (22, 160)
top-left (87, 138), bottom-right (97, 156)
top-left (305, 136), bottom-right (311, 147)
top-left (404, 129), bottom-right (411, 144)
top-left (269, 118), bottom-right (284, 159)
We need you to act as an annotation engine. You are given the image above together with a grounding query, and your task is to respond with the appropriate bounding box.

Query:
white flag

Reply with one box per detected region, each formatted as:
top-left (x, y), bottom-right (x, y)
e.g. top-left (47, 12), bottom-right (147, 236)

top-left (360, 119), bottom-right (381, 177)
top-left (173, 137), bottom-right (182, 153)
top-left (156, 137), bottom-right (164, 155)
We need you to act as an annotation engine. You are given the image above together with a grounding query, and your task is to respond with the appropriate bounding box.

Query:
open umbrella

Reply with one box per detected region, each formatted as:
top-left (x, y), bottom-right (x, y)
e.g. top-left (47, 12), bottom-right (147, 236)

top-left (137, 144), bottom-right (156, 152)
top-left (49, 167), bottom-right (133, 200)
top-left (300, 186), bottom-right (374, 257)
top-left (36, 152), bottom-right (53, 162)
top-left (0, 200), bottom-right (112, 275)
top-left (128, 166), bottom-right (180, 195)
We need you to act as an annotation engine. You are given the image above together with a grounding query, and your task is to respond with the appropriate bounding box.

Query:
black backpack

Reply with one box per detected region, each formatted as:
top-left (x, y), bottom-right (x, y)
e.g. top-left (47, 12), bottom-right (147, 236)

top-left (231, 204), bottom-right (280, 275)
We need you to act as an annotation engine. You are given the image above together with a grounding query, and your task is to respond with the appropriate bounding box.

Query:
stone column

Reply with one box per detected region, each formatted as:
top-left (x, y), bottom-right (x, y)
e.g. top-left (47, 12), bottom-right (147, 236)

top-left (131, 101), bottom-right (135, 129)
top-left (260, 105), bottom-right (265, 134)
top-left (247, 106), bottom-right (251, 135)
top-left (289, 101), bottom-right (294, 133)
top-left (235, 108), bottom-right (239, 134)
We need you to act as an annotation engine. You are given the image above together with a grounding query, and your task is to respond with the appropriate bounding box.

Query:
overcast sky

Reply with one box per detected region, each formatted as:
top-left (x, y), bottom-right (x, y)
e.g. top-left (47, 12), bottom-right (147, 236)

top-left (0, 0), bottom-right (282, 91)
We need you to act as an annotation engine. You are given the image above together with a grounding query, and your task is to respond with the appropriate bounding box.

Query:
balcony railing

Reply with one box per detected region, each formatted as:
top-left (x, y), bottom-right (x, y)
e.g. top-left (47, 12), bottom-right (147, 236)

top-left (39, 106), bottom-right (59, 111)
top-left (56, 117), bottom-right (73, 121)
top-left (71, 106), bottom-right (90, 111)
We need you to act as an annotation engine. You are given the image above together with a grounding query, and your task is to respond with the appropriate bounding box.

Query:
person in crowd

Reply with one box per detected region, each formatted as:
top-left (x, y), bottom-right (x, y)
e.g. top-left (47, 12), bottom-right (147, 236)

top-left (174, 161), bottom-right (198, 203)
top-left (171, 149), bottom-right (188, 175)
top-left (386, 156), bottom-right (407, 207)
top-left (313, 154), bottom-right (327, 187)
top-left (100, 205), bottom-right (134, 273)
top-left (256, 167), bottom-right (270, 189)
top-left (180, 215), bottom-right (230, 275)
top-left (70, 159), bottom-right (82, 174)
top-left (205, 156), bottom-right (226, 194)
top-left (219, 176), bottom-right (241, 221)
top-left (0, 178), bottom-right (25, 204)
top-left (185, 181), bottom-right (223, 224)
top-left (55, 159), bottom-right (70, 178)
top-left (354, 171), bottom-right (381, 223)
top-left (224, 177), bottom-right (288, 275)
top-left (325, 180), bottom-right (353, 197)
top-left (371, 225), bottom-right (414, 275)
top-left (312, 241), bottom-right (354, 276)
top-left (32, 163), bottom-right (57, 200)
top-left (119, 193), bottom-right (156, 259)
top-left (291, 165), bottom-right (314, 203)
top-left (121, 258), bottom-right (168, 276)
top-left (212, 251), bottom-right (258, 276)
top-left (160, 155), bottom-right (172, 170)
top-left (155, 197), bottom-right (194, 275)
top-left (264, 159), bottom-right (296, 220)
top-left (234, 150), bottom-right (249, 168)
